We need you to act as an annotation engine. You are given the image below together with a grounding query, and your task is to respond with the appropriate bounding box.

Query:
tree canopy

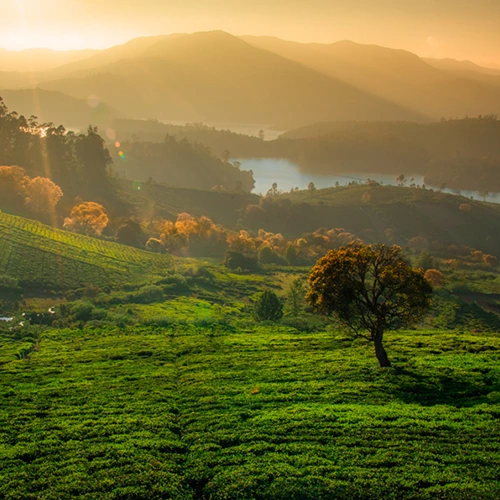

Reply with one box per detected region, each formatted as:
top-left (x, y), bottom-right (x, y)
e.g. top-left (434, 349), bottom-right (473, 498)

top-left (307, 243), bottom-right (432, 367)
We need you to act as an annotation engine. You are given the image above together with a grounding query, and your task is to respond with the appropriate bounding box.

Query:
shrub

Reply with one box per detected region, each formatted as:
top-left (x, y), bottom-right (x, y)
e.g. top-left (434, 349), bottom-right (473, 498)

top-left (0, 274), bottom-right (21, 295)
top-left (425, 268), bottom-right (445, 287)
top-left (225, 251), bottom-right (260, 272)
top-left (258, 246), bottom-right (287, 265)
top-left (253, 290), bottom-right (283, 322)
top-left (132, 285), bottom-right (164, 304)
top-left (71, 301), bottom-right (95, 322)
top-left (483, 254), bottom-right (498, 267)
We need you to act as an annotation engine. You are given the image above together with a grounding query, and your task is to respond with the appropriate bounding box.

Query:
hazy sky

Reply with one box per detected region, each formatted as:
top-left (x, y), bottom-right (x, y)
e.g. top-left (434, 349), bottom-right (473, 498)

top-left (4, 0), bottom-right (500, 68)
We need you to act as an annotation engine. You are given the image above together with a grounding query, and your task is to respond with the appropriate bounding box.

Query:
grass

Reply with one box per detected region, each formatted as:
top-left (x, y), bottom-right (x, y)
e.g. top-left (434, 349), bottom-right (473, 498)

top-left (0, 212), bottom-right (172, 292)
top-left (1, 324), bottom-right (499, 499)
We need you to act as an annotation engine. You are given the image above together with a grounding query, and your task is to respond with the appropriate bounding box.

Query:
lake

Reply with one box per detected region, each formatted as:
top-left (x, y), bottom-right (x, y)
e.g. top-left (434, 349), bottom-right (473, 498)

top-left (237, 158), bottom-right (500, 203)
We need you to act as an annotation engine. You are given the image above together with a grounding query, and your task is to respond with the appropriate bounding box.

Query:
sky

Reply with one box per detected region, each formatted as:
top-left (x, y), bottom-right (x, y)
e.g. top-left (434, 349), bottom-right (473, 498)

top-left (3, 0), bottom-right (500, 68)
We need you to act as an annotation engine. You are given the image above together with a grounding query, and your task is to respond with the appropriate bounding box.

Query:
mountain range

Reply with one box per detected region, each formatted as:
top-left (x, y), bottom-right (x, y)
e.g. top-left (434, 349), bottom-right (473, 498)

top-left (1, 31), bottom-right (500, 129)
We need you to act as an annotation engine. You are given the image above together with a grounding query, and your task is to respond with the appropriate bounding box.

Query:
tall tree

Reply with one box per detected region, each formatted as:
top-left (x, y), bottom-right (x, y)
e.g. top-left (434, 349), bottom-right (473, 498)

top-left (76, 126), bottom-right (112, 190)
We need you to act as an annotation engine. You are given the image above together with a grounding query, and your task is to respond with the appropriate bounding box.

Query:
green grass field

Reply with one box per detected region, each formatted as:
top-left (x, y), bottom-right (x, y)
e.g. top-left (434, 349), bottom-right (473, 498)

top-left (0, 212), bottom-right (172, 292)
top-left (1, 210), bottom-right (500, 498)
top-left (1, 323), bottom-right (499, 499)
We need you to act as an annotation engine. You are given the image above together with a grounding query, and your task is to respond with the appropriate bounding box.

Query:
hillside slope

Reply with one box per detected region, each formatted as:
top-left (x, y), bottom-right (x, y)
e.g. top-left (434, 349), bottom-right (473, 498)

top-left (242, 36), bottom-right (500, 119)
top-left (242, 184), bottom-right (500, 255)
top-left (39, 31), bottom-right (425, 126)
top-left (0, 212), bottom-right (171, 291)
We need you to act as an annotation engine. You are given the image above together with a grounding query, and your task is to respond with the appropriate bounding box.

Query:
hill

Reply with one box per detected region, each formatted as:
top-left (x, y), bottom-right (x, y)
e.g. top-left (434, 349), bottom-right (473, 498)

top-left (242, 36), bottom-right (500, 120)
top-left (0, 89), bottom-right (125, 128)
top-left (117, 179), bottom-right (259, 227)
top-left (0, 211), bottom-right (172, 292)
top-left (111, 134), bottom-right (255, 191)
top-left (45, 34), bottom-right (186, 80)
top-left (109, 118), bottom-right (266, 155)
top-left (424, 57), bottom-right (500, 76)
top-left (241, 184), bottom-right (500, 256)
top-left (277, 117), bottom-right (500, 192)
top-left (38, 31), bottom-right (425, 127)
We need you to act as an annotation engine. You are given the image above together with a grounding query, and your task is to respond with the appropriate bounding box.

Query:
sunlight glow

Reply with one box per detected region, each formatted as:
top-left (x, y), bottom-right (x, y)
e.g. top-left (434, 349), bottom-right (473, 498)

top-left (1, 32), bottom-right (86, 51)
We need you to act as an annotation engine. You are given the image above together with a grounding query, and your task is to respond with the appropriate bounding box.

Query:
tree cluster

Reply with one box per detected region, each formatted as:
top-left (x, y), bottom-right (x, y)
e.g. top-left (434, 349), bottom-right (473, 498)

top-left (144, 212), bottom-right (361, 265)
top-left (0, 97), bottom-right (112, 198)
top-left (111, 135), bottom-right (255, 191)
top-left (0, 165), bottom-right (63, 221)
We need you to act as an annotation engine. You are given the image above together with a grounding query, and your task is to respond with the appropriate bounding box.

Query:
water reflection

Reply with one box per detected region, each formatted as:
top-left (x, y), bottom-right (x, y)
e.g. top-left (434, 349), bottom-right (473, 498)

top-left (237, 158), bottom-right (498, 203)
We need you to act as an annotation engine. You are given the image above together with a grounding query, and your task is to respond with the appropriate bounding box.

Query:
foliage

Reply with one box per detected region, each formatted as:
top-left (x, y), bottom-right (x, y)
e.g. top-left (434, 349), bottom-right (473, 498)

top-left (307, 243), bottom-right (432, 366)
top-left (415, 250), bottom-right (435, 271)
top-left (0, 99), bottom-right (113, 198)
top-left (253, 290), bottom-right (284, 322)
top-left (24, 176), bottom-right (63, 215)
top-left (112, 134), bottom-right (254, 191)
top-left (284, 278), bottom-right (305, 317)
top-left (258, 245), bottom-right (287, 265)
top-left (157, 213), bottom-right (227, 257)
top-left (225, 251), bottom-right (260, 272)
top-left (116, 219), bottom-right (147, 247)
top-left (425, 268), bottom-right (446, 287)
top-left (64, 202), bottom-right (109, 237)
top-left (0, 166), bottom-right (63, 220)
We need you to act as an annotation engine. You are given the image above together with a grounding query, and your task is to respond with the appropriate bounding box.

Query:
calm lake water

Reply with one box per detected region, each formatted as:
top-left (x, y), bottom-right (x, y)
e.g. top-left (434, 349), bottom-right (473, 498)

top-left (237, 158), bottom-right (499, 203)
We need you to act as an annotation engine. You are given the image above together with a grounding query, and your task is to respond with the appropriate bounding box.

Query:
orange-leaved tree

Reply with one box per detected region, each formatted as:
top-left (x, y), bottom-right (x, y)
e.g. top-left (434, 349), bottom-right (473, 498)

top-left (307, 243), bottom-right (432, 367)
top-left (0, 166), bottom-right (29, 211)
top-left (63, 202), bottom-right (109, 237)
top-left (424, 269), bottom-right (445, 287)
top-left (24, 176), bottom-right (63, 214)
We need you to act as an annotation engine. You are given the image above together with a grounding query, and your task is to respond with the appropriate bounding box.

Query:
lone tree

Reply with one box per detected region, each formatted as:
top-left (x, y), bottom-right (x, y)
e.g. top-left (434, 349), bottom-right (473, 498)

top-left (307, 243), bottom-right (432, 367)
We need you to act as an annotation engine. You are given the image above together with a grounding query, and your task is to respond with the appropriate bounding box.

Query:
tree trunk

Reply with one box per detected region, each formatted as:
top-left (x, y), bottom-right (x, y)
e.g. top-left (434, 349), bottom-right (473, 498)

top-left (373, 331), bottom-right (391, 367)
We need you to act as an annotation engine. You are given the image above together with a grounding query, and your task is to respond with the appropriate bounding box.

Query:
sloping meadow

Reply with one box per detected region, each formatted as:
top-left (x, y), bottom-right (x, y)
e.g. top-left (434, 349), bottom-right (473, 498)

top-left (1, 325), bottom-right (499, 499)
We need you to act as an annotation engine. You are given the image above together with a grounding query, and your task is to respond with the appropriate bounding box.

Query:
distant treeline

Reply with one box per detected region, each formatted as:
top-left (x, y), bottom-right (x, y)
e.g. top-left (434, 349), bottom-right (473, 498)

top-left (112, 116), bottom-right (500, 192)
top-left (113, 133), bottom-right (254, 191)
top-left (283, 117), bottom-right (500, 191)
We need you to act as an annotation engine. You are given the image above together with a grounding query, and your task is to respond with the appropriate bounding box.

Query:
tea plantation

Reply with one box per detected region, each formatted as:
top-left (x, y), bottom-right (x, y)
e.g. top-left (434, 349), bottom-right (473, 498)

top-left (0, 212), bottom-right (172, 292)
top-left (1, 212), bottom-right (500, 498)
top-left (1, 322), bottom-right (499, 499)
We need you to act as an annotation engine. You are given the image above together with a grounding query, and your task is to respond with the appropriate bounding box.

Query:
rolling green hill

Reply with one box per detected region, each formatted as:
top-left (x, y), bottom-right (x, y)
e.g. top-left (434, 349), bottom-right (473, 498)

top-left (0, 212), bottom-right (172, 292)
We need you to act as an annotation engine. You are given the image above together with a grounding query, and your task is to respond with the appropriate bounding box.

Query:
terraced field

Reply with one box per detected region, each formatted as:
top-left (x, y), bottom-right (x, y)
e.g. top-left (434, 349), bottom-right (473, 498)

top-left (0, 212), bottom-right (172, 291)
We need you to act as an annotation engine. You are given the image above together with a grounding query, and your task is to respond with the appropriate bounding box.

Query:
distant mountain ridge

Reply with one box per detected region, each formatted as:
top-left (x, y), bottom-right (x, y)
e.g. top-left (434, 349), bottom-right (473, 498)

top-left (1, 32), bottom-right (500, 128)
top-left (240, 36), bottom-right (500, 120)
top-left (36, 31), bottom-right (426, 127)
